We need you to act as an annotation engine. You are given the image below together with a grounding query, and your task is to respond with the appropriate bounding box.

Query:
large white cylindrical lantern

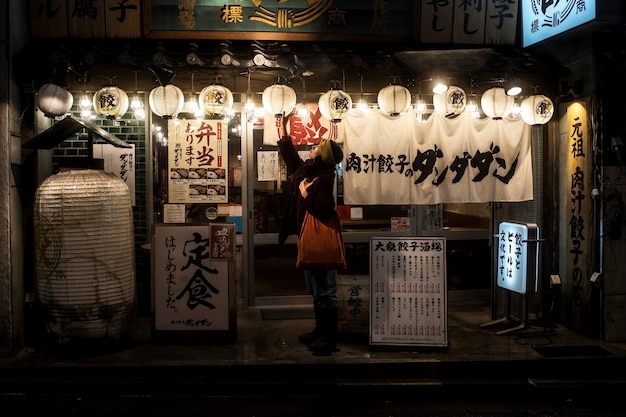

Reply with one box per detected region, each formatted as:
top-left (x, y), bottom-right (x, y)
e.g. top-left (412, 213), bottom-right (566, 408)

top-left (37, 83), bottom-right (73, 118)
top-left (199, 84), bottom-right (234, 117)
top-left (34, 169), bottom-right (136, 341)
top-left (433, 85), bottom-right (466, 118)
top-left (262, 84), bottom-right (297, 117)
top-left (377, 84), bottom-right (411, 117)
top-left (149, 84), bottom-right (185, 119)
top-left (318, 88), bottom-right (352, 122)
top-left (93, 86), bottom-right (129, 119)
top-left (481, 87), bottom-right (514, 119)
top-left (521, 94), bottom-right (554, 125)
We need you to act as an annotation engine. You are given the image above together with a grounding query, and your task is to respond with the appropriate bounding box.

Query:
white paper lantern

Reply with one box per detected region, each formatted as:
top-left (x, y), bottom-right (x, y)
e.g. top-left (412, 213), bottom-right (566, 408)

top-left (34, 169), bottom-right (136, 341)
top-left (37, 83), bottom-right (74, 118)
top-left (433, 85), bottom-right (466, 118)
top-left (318, 88), bottom-right (352, 122)
top-left (262, 84), bottom-right (297, 117)
top-left (93, 86), bottom-right (129, 119)
top-left (377, 84), bottom-right (411, 117)
top-left (199, 84), bottom-right (234, 117)
top-left (480, 87), bottom-right (514, 119)
top-left (149, 84), bottom-right (185, 119)
top-left (521, 94), bottom-right (554, 125)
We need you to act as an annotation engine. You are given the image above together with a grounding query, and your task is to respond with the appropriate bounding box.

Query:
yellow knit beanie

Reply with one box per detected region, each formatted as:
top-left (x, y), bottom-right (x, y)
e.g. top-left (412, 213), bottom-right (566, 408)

top-left (319, 138), bottom-right (343, 165)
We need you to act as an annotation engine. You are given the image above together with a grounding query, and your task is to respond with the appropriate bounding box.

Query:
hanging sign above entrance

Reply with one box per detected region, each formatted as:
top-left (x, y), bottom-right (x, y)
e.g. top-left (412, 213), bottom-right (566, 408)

top-left (148, 0), bottom-right (413, 40)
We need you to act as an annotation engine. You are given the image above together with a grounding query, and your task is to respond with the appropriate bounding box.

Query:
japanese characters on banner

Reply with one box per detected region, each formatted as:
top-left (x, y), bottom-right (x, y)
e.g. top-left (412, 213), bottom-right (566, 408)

top-left (344, 111), bottom-right (533, 204)
top-left (93, 143), bottom-right (136, 206)
top-left (168, 119), bottom-right (229, 203)
top-left (263, 104), bottom-right (345, 145)
top-left (370, 237), bottom-right (448, 347)
top-left (153, 224), bottom-right (235, 331)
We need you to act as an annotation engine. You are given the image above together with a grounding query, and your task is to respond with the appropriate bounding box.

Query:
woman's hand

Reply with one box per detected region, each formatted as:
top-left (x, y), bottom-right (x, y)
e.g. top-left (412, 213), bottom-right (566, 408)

top-left (299, 178), bottom-right (314, 198)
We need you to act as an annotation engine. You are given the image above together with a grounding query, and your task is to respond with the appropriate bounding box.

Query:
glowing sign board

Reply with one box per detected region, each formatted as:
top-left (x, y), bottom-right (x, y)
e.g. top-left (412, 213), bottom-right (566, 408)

top-left (497, 222), bottom-right (540, 295)
top-left (522, 0), bottom-right (596, 47)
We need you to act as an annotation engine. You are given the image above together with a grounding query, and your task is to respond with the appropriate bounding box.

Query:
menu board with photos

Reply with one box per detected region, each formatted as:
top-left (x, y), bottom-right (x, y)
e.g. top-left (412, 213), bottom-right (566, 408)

top-left (370, 237), bottom-right (448, 347)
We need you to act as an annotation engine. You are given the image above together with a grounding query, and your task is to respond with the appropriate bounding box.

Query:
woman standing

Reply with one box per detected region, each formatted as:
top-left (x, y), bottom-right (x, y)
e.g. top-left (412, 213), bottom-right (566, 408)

top-left (277, 112), bottom-right (344, 356)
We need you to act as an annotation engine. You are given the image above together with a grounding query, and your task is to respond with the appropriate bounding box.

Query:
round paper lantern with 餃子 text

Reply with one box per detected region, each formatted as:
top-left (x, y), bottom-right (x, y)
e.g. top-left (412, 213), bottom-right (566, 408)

top-left (93, 86), bottom-right (129, 119)
top-left (262, 84), bottom-right (297, 117)
top-left (480, 87), bottom-right (514, 119)
top-left (433, 85), bottom-right (466, 118)
top-left (149, 85), bottom-right (184, 119)
top-left (199, 84), bottom-right (234, 117)
top-left (377, 84), bottom-right (411, 117)
top-left (37, 83), bottom-right (74, 118)
top-left (318, 88), bottom-right (352, 122)
top-left (521, 94), bottom-right (554, 125)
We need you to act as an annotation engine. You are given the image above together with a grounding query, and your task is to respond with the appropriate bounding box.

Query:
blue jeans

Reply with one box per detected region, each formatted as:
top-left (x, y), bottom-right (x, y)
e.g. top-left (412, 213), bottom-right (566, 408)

top-left (303, 269), bottom-right (337, 309)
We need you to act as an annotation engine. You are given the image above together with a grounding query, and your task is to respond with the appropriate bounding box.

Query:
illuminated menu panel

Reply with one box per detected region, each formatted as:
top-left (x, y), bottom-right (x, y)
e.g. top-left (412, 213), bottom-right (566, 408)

top-left (497, 222), bottom-right (540, 295)
top-left (369, 237), bottom-right (447, 347)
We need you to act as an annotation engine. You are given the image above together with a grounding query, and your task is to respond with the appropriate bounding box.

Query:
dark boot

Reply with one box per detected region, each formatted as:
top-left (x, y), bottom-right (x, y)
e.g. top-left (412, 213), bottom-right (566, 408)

top-left (298, 304), bottom-right (321, 346)
top-left (308, 305), bottom-right (338, 356)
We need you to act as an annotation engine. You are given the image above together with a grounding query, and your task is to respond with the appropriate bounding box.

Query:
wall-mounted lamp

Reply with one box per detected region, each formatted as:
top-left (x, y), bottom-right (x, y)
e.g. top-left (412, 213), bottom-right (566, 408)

top-left (130, 70), bottom-right (145, 121)
top-left (504, 73), bottom-right (523, 96)
top-left (184, 71), bottom-right (201, 117)
top-left (355, 73), bottom-right (371, 115)
top-left (431, 76), bottom-right (449, 94)
top-left (297, 77), bottom-right (310, 118)
top-left (244, 69), bottom-right (256, 113)
top-left (414, 79), bottom-right (429, 115)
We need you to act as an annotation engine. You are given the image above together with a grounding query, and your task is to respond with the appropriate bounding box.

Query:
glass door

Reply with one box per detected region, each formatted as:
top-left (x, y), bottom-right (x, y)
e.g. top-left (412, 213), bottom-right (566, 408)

top-left (247, 125), bottom-right (310, 307)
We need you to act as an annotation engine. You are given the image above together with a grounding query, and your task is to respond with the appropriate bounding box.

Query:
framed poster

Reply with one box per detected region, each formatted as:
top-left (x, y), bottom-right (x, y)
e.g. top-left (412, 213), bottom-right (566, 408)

top-left (369, 237), bottom-right (448, 348)
top-left (167, 119), bottom-right (229, 204)
top-left (152, 224), bottom-right (236, 342)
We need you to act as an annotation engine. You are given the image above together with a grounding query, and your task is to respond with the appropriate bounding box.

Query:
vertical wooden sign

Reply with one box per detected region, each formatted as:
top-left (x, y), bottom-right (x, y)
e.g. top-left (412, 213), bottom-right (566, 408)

top-left (564, 101), bottom-right (594, 335)
top-left (104, 0), bottom-right (142, 38)
top-left (418, 1), bottom-right (454, 43)
top-left (452, 0), bottom-right (486, 44)
top-left (484, 0), bottom-right (519, 45)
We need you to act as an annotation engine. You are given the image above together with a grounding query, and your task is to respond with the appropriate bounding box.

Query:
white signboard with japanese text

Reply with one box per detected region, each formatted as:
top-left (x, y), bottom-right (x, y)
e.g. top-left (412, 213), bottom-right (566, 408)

top-left (153, 225), bottom-right (231, 334)
top-left (370, 237), bottom-right (448, 347)
top-left (496, 221), bottom-right (540, 295)
top-left (167, 119), bottom-right (229, 203)
top-left (93, 143), bottom-right (135, 206)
